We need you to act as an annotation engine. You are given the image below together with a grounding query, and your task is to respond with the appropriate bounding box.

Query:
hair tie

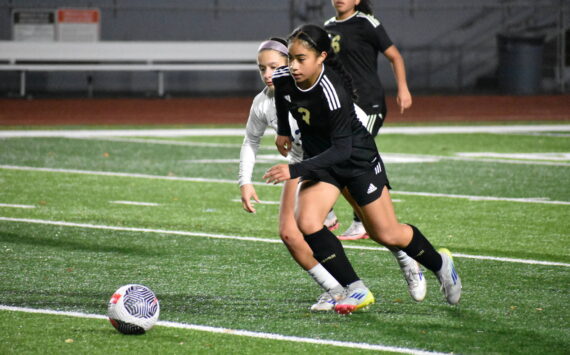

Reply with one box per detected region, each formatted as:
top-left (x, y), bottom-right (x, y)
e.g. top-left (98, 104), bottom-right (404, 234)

top-left (257, 40), bottom-right (288, 56)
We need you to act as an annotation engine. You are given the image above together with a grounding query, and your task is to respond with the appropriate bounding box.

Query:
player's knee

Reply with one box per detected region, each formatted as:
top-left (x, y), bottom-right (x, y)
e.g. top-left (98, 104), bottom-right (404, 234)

top-left (372, 226), bottom-right (406, 247)
top-left (279, 227), bottom-right (303, 247)
top-left (295, 216), bottom-right (322, 236)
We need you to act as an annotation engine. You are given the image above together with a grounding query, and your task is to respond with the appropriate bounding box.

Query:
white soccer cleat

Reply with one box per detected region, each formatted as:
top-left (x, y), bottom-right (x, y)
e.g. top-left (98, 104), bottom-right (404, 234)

top-left (399, 260), bottom-right (427, 302)
top-left (436, 248), bottom-right (462, 305)
top-left (338, 220), bottom-right (369, 240)
top-left (324, 210), bottom-right (339, 232)
top-left (310, 292), bottom-right (337, 312)
top-left (334, 283), bottom-right (375, 315)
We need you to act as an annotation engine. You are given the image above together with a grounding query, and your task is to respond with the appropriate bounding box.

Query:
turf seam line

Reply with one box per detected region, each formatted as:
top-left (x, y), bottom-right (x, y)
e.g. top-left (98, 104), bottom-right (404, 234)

top-left (0, 216), bottom-right (567, 268)
top-left (1, 164), bottom-right (569, 205)
top-left (0, 305), bottom-right (449, 355)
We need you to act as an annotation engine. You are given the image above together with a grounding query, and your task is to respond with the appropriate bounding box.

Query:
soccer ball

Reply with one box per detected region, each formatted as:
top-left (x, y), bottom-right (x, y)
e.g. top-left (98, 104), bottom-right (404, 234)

top-left (107, 284), bottom-right (160, 335)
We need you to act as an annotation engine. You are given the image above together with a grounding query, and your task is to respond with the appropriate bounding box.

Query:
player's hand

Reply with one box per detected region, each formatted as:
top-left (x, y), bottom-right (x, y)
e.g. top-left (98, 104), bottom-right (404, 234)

top-left (275, 135), bottom-right (292, 157)
top-left (397, 88), bottom-right (412, 114)
top-left (263, 164), bottom-right (291, 184)
top-left (240, 184), bottom-right (260, 213)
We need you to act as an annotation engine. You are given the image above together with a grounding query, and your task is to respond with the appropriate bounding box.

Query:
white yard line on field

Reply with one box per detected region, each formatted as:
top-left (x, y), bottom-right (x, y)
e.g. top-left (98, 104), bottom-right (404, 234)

top-left (43, 136), bottom-right (570, 166)
top-left (456, 152), bottom-right (570, 161)
top-left (0, 305), bottom-right (447, 355)
top-left (0, 217), bottom-right (568, 268)
top-left (231, 198), bottom-right (281, 205)
top-left (67, 137), bottom-right (570, 165)
top-left (393, 191), bottom-right (570, 205)
top-left (109, 200), bottom-right (160, 207)
top-left (1, 165), bottom-right (569, 206)
top-left (0, 203), bottom-right (35, 209)
top-left (1, 124), bottom-right (569, 138)
top-left (72, 136), bottom-right (251, 149)
top-left (231, 199), bottom-right (403, 205)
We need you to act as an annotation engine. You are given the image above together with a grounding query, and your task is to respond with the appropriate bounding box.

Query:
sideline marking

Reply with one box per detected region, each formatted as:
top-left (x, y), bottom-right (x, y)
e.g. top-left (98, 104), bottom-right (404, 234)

top-left (181, 154), bottom-right (570, 167)
top-left (109, 200), bottom-right (160, 207)
top-left (393, 191), bottom-right (570, 205)
top-left (231, 198), bottom-right (281, 205)
top-left (1, 124), bottom-right (569, 138)
top-left (0, 217), bottom-right (567, 268)
top-left (78, 137), bottom-right (248, 149)
top-left (0, 203), bottom-right (35, 209)
top-left (456, 152), bottom-right (570, 162)
top-left (231, 198), bottom-right (402, 205)
top-left (1, 165), bottom-right (569, 206)
top-left (0, 305), bottom-right (446, 355)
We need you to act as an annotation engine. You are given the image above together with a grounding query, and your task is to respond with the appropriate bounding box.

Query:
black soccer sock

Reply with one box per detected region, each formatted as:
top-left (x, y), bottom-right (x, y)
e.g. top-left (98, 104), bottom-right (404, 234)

top-left (401, 224), bottom-right (443, 272)
top-left (304, 226), bottom-right (360, 286)
top-left (353, 211), bottom-right (361, 223)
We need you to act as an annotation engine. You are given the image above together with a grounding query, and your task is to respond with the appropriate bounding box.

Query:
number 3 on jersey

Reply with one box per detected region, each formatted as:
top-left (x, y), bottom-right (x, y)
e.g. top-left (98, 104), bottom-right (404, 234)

top-left (298, 107), bottom-right (311, 125)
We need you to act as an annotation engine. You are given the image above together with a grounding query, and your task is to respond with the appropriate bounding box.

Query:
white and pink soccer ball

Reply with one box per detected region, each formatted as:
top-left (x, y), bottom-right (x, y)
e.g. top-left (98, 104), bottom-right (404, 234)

top-left (107, 284), bottom-right (160, 334)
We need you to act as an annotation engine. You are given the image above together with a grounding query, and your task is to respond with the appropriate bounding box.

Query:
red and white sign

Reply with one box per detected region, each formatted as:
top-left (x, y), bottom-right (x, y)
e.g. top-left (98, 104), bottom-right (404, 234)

top-left (58, 9), bottom-right (100, 23)
top-left (56, 8), bottom-right (100, 42)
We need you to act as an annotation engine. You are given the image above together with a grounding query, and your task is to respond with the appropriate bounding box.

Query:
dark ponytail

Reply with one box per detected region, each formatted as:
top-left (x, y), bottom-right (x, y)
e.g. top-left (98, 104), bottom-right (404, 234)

top-left (355, 0), bottom-right (373, 15)
top-left (288, 24), bottom-right (357, 101)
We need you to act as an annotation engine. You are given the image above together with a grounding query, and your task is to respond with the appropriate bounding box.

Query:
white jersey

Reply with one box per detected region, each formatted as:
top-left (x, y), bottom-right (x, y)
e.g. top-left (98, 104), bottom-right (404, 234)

top-left (239, 87), bottom-right (303, 186)
top-left (238, 86), bottom-right (370, 186)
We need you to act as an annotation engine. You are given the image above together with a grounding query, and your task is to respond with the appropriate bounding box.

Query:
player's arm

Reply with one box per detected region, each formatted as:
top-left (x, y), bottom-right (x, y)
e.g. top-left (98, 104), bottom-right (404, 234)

top-left (273, 66), bottom-right (293, 157)
top-left (383, 45), bottom-right (412, 114)
top-left (239, 99), bottom-right (267, 212)
top-left (373, 21), bottom-right (412, 114)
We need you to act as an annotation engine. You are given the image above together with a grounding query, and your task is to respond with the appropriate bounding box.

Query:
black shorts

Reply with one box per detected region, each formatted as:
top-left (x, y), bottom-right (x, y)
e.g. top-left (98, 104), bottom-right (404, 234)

top-left (300, 156), bottom-right (391, 207)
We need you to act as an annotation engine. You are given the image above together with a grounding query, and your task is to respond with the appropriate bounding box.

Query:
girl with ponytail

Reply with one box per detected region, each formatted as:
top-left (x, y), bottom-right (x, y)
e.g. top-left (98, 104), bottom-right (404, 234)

top-left (238, 37), bottom-right (348, 312)
top-left (264, 24), bottom-right (462, 314)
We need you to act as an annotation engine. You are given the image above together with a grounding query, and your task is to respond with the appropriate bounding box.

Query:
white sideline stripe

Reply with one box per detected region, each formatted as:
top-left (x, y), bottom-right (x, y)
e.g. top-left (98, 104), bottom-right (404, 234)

top-left (230, 198), bottom-right (402, 204)
top-left (457, 152), bottom-right (570, 161)
top-left (1, 124), bottom-right (569, 138)
top-left (0, 203), bottom-right (35, 209)
top-left (0, 305), bottom-right (445, 355)
top-left (68, 137), bottom-right (570, 166)
top-left (0, 217), bottom-right (568, 268)
top-left (1, 164), bottom-right (569, 206)
top-left (231, 198), bottom-right (281, 205)
top-left (393, 191), bottom-right (570, 205)
top-left (109, 200), bottom-right (160, 207)
top-left (66, 137), bottom-right (570, 167)
top-left (74, 137), bottom-right (251, 149)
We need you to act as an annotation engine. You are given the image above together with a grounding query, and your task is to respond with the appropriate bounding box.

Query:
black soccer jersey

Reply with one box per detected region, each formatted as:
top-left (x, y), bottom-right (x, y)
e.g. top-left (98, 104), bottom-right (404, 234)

top-left (325, 11), bottom-right (393, 111)
top-left (273, 64), bottom-right (378, 179)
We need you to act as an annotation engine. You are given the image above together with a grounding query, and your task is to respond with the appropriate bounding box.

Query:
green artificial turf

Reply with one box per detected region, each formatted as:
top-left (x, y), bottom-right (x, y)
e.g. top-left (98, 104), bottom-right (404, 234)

top-left (1, 124), bottom-right (569, 354)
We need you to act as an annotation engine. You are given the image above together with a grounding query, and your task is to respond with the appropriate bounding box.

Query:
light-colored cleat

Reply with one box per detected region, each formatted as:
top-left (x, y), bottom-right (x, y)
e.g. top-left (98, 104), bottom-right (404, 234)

top-left (324, 210), bottom-right (339, 232)
top-left (310, 292), bottom-right (337, 312)
top-left (400, 260), bottom-right (427, 302)
top-left (338, 220), bottom-right (369, 240)
top-left (334, 286), bottom-right (375, 315)
top-left (436, 248), bottom-right (462, 305)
